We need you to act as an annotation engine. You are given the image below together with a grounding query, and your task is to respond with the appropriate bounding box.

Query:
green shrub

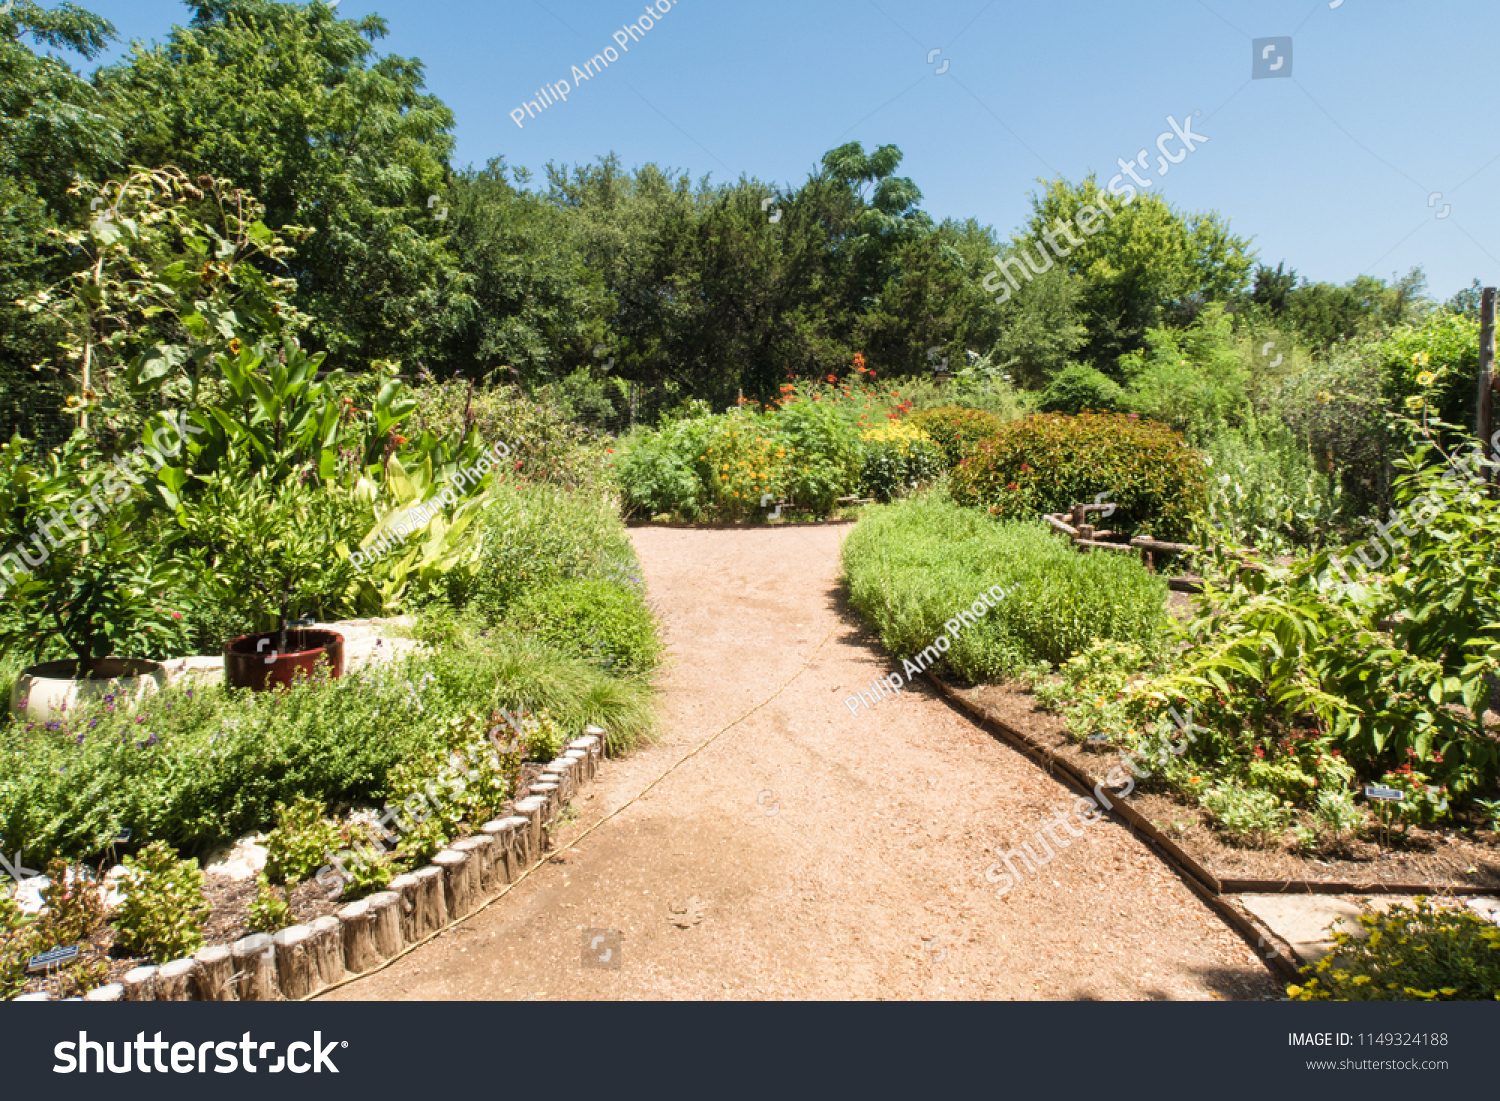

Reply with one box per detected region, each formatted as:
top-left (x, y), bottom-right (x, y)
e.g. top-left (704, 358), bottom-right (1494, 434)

top-left (1200, 783), bottom-right (1293, 846)
top-left (842, 491), bottom-right (1169, 681)
top-left (859, 422), bottom-right (944, 502)
top-left (247, 874), bottom-right (292, 933)
top-left (770, 400), bottom-right (863, 515)
top-left (506, 579), bottom-right (661, 676)
top-left (1038, 365), bottom-right (1125, 415)
top-left (264, 795), bottom-right (343, 886)
top-left (949, 412), bottom-right (1208, 541)
top-left (1289, 898), bottom-right (1500, 1001)
top-left (907, 406), bottom-right (1002, 468)
top-left (461, 478), bottom-right (643, 619)
top-left (1202, 418), bottom-right (1343, 553)
top-left (615, 417), bottom-right (716, 520)
top-left (1120, 304), bottom-right (1251, 432)
top-left (114, 842), bottom-right (210, 963)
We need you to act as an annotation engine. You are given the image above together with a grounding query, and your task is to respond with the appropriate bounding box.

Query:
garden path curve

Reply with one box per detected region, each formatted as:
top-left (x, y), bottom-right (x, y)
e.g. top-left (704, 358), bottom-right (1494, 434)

top-left (326, 525), bottom-right (1281, 1001)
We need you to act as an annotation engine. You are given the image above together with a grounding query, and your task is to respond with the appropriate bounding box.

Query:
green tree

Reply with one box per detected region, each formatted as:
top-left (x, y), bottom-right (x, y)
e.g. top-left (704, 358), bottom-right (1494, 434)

top-left (100, 0), bottom-right (460, 372)
top-left (0, 0), bottom-right (121, 440)
top-left (995, 176), bottom-right (1253, 371)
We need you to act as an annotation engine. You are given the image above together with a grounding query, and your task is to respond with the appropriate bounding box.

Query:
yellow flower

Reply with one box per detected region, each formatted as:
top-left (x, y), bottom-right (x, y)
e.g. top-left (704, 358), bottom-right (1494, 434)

top-left (1412, 351), bottom-right (1430, 366)
top-left (1416, 371), bottom-right (1436, 387)
top-left (1317, 391), bottom-right (1332, 404)
top-left (1352, 975), bottom-right (1371, 986)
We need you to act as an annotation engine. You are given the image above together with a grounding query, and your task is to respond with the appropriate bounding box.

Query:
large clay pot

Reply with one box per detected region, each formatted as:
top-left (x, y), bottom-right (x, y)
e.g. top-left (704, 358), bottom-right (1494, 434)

top-left (224, 629), bottom-right (345, 692)
top-left (11, 658), bottom-right (168, 722)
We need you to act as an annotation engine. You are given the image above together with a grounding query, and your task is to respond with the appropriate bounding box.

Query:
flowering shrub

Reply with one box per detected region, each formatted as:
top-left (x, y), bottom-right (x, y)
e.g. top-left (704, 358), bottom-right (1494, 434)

top-left (907, 406), bottom-right (1003, 468)
top-left (859, 422), bottom-right (944, 501)
top-left (776, 353), bottom-right (913, 430)
top-left (1289, 898), bottom-right (1500, 1001)
top-left (949, 412), bottom-right (1208, 541)
top-left (702, 417), bottom-right (788, 519)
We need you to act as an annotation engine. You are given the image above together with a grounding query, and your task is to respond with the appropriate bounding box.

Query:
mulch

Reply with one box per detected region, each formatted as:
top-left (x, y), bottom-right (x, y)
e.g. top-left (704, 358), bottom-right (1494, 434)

top-left (952, 681), bottom-right (1500, 892)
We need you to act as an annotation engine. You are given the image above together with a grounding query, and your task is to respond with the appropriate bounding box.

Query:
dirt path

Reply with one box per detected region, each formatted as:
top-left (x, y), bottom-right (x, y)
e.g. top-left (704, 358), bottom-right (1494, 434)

top-left (327, 525), bottom-right (1281, 1001)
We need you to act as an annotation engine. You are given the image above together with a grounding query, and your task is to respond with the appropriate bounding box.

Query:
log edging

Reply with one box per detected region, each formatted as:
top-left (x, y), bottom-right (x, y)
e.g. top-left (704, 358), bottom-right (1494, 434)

top-left (50, 730), bottom-right (607, 1004)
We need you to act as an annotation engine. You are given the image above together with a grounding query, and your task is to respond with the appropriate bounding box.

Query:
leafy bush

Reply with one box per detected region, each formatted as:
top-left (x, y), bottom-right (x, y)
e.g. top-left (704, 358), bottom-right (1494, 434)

top-left (842, 491), bottom-right (1169, 682)
top-left (410, 375), bottom-right (614, 496)
top-left (701, 415), bottom-right (789, 519)
top-left (859, 422), bottom-right (944, 501)
top-left (1200, 783), bottom-right (1293, 846)
top-left (1121, 304), bottom-right (1251, 432)
top-left (907, 406), bottom-right (1002, 468)
top-left (506, 579), bottom-right (661, 676)
top-left (461, 478), bottom-right (643, 620)
top-left (772, 400), bottom-right (863, 515)
top-left (1202, 418), bottom-right (1343, 553)
top-left (949, 412), bottom-right (1208, 541)
top-left (114, 841), bottom-right (210, 963)
top-left (616, 417), bottom-right (716, 520)
top-left (1371, 311), bottom-right (1479, 434)
top-left (264, 796), bottom-right (343, 887)
top-left (247, 874), bottom-right (292, 934)
top-left (1289, 898), bottom-right (1500, 1001)
top-left (1038, 365), bottom-right (1125, 415)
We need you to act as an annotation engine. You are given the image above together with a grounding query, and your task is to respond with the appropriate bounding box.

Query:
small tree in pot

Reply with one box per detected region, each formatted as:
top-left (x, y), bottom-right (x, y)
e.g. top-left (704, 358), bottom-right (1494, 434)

top-left (176, 452), bottom-right (364, 689)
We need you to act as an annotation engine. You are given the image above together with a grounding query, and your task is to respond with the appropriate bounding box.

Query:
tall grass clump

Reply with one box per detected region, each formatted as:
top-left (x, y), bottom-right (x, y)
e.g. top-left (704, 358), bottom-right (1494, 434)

top-left (842, 491), bottom-right (1169, 683)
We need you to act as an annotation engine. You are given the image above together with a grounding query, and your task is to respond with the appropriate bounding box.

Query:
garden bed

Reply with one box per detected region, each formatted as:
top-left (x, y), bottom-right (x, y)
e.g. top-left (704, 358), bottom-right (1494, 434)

top-left (949, 681), bottom-right (1500, 893)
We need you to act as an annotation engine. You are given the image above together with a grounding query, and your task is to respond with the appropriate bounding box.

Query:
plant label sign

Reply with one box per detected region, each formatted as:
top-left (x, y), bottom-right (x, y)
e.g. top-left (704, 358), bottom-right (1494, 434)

top-left (1086, 734), bottom-right (1109, 745)
top-left (1364, 786), bottom-right (1404, 802)
top-left (27, 945), bottom-right (80, 974)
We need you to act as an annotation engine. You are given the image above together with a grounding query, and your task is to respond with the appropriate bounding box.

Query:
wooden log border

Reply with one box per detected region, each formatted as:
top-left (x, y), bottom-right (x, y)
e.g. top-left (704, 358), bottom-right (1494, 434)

top-left (39, 731), bottom-right (609, 1004)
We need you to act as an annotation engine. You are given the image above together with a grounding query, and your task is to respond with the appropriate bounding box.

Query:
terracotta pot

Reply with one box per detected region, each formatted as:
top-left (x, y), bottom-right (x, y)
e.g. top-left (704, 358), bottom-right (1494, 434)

top-left (224, 629), bottom-right (345, 692)
top-left (11, 658), bottom-right (168, 722)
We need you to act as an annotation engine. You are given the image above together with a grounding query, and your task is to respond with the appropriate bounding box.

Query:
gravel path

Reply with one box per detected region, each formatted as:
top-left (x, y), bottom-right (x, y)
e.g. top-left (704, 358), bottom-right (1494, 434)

top-left (326, 524), bottom-right (1281, 1001)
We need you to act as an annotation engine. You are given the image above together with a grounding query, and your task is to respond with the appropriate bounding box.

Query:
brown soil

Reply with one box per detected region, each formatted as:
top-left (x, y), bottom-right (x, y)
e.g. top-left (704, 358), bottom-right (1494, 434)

top-left (324, 524), bottom-right (1283, 1002)
top-left (957, 682), bottom-right (1500, 890)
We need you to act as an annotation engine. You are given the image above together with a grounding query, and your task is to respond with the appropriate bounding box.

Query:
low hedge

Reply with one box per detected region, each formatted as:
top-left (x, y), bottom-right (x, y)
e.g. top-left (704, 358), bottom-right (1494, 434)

top-left (842, 490), bottom-right (1169, 682)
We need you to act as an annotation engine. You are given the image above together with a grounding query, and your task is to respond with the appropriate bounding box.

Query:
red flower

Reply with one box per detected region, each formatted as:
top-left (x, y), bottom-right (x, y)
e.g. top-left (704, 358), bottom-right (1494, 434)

top-left (1006, 482), bottom-right (1018, 491)
top-left (827, 375), bottom-right (838, 383)
top-left (1252, 747), bottom-right (1265, 759)
top-left (1020, 464), bottom-right (1032, 472)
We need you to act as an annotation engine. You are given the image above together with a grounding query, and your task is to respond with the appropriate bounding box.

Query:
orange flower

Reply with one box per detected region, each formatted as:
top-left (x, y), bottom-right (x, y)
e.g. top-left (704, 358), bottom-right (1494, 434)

top-left (229, 338), bottom-right (243, 355)
top-left (827, 375), bottom-right (837, 383)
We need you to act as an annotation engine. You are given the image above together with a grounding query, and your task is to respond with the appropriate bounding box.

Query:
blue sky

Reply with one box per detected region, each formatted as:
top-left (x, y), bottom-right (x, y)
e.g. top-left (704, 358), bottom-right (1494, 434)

top-left (69, 0), bottom-right (1500, 300)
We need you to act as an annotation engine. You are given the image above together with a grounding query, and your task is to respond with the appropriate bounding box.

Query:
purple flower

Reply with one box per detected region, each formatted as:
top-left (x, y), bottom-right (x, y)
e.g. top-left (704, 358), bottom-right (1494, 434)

top-left (146, 733), bottom-right (159, 747)
top-left (76, 734), bottom-right (85, 746)
top-left (186, 690), bottom-right (193, 700)
top-left (135, 716), bottom-right (146, 724)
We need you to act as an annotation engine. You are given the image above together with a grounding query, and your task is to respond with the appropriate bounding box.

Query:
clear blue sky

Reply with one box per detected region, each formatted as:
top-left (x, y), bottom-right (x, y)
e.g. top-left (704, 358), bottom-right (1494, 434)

top-left (69, 0), bottom-right (1500, 300)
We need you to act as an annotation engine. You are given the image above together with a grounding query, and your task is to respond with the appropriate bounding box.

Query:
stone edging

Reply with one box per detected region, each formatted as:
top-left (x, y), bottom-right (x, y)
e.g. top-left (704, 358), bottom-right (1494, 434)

top-left (28, 728), bottom-right (613, 1003)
